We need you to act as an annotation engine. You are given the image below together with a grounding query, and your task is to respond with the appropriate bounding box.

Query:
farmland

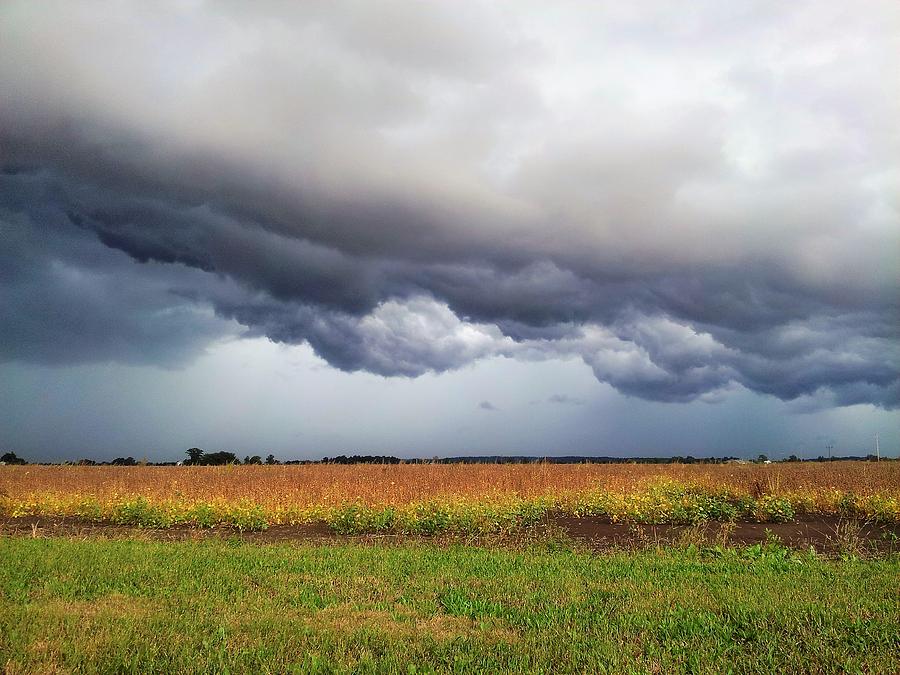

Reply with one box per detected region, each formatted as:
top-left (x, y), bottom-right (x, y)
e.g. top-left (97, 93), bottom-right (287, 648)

top-left (1, 461), bottom-right (898, 534)
top-left (2, 462), bottom-right (899, 673)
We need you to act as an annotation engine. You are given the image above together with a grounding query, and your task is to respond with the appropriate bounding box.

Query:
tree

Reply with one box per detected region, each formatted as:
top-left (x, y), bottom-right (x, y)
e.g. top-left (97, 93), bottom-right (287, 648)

top-left (265, 454), bottom-right (277, 465)
top-left (245, 455), bottom-right (262, 465)
top-left (185, 447), bottom-right (204, 465)
top-left (0, 451), bottom-right (26, 465)
top-left (757, 454), bottom-right (769, 463)
top-left (202, 451), bottom-right (239, 466)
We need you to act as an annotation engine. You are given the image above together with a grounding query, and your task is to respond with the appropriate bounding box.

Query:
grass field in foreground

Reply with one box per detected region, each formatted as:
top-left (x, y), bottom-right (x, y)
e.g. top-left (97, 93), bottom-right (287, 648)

top-left (1, 538), bottom-right (898, 674)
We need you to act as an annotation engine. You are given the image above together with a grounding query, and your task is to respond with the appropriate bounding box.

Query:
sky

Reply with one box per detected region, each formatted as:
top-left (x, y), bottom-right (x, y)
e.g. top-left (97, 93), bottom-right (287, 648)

top-left (1, 1), bottom-right (898, 462)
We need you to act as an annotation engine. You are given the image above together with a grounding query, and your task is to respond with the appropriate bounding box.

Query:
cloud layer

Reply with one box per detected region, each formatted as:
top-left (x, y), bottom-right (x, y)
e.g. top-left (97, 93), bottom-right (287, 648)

top-left (1, 1), bottom-right (898, 408)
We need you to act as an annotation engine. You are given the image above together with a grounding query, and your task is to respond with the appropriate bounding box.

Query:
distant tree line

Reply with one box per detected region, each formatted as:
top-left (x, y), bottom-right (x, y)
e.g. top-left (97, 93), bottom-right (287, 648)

top-left (437, 455), bottom-right (751, 464)
top-left (320, 455), bottom-right (403, 464)
top-left (424, 454), bottom-right (890, 465)
top-left (0, 449), bottom-right (893, 466)
top-left (183, 448), bottom-right (278, 466)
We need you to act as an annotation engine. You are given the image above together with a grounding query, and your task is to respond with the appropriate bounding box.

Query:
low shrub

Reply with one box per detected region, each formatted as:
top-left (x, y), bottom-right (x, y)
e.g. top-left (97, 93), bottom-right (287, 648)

top-left (3, 482), bottom-right (897, 533)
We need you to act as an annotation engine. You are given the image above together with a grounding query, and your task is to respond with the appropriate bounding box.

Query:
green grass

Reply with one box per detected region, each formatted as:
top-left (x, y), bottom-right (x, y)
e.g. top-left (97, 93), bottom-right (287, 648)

top-left (0, 538), bottom-right (898, 674)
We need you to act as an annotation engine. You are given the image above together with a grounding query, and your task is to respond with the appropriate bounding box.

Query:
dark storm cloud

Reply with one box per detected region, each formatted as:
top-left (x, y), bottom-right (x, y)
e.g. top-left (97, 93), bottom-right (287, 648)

top-left (0, 170), bottom-right (234, 366)
top-left (0, 1), bottom-right (897, 408)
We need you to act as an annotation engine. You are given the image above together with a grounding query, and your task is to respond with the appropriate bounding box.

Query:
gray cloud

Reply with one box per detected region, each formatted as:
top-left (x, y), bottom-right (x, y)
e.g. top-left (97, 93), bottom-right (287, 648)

top-left (478, 401), bottom-right (499, 412)
top-left (547, 394), bottom-right (585, 406)
top-left (1, 1), bottom-right (898, 408)
top-left (0, 172), bottom-right (235, 367)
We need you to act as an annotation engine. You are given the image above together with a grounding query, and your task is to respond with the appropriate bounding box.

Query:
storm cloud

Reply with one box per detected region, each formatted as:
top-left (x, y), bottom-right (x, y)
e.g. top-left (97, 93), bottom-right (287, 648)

top-left (1, 1), bottom-right (898, 408)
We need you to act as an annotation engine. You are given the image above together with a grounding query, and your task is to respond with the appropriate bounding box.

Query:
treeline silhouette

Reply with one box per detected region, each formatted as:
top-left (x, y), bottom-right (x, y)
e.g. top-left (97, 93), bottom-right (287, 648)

top-left (0, 449), bottom-right (891, 466)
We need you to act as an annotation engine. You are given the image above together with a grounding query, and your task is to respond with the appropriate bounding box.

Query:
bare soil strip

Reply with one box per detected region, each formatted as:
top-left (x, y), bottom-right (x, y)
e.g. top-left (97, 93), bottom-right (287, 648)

top-left (3, 514), bottom-right (898, 555)
top-left (552, 514), bottom-right (900, 554)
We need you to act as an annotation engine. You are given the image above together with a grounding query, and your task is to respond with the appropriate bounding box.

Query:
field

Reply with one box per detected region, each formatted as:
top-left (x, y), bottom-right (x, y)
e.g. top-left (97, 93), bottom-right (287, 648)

top-left (2, 538), bottom-right (899, 674)
top-left (2, 462), bottom-right (899, 673)
top-left (1, 462), bottom-right (898, 533)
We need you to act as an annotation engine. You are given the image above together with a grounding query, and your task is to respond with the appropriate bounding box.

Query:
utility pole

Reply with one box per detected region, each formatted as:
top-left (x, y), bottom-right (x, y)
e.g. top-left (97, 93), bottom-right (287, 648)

top-left (825, 443), bottom-right (834, 461)
top-left (875, 433), bottom-right (880, 462)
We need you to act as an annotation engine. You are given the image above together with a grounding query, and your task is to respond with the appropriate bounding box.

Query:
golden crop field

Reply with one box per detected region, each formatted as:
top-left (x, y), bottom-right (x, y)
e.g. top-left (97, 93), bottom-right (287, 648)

top-left (2, 461), bottom-right (899, 505)
top-left (2, 461), bottom-right (898, 532)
